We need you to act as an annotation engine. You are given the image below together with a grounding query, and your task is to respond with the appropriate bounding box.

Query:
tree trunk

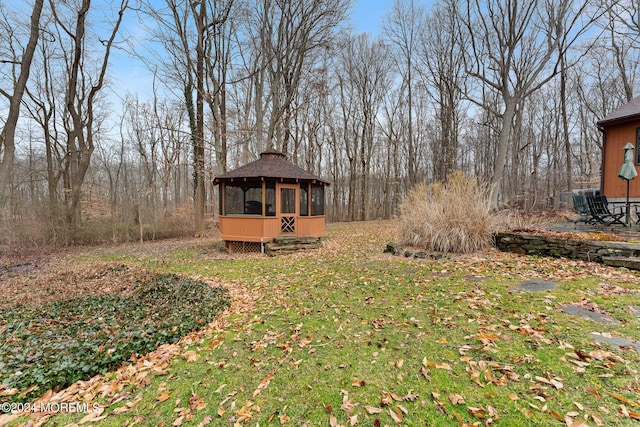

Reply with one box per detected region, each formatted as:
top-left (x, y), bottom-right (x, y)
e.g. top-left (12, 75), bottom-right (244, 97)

top-left (490, 96), bottom-right (518, 209)
top-left (560, 55), bottom-right (572, 193)
top-left (192, 1), bottom-right (206, 236)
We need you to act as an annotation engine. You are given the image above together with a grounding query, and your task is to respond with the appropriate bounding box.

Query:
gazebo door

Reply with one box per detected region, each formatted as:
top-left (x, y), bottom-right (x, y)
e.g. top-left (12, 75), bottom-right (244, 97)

top-left (279, 184), bottom-right (298, 234)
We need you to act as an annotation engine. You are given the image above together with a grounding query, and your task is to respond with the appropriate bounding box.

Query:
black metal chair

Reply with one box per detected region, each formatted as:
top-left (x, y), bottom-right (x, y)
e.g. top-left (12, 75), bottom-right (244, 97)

top-left (586, 195), bottom-right (625, 226)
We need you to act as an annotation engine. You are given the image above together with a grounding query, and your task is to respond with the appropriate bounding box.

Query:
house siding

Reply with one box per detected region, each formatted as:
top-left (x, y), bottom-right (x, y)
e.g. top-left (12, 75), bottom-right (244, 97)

top-left (601, 121), bottom-right (640, 200)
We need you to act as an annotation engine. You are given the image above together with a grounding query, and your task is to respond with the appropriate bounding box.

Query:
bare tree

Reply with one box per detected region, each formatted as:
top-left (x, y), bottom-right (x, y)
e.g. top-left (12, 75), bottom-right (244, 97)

top-left (383, 0), bottom-right (425, 186)
top-left (598, 1), bottom-right (640, 102)
top-left (253, 0), bottom-right (349, 154)
top-left (46, 0), bottom-right (128, 238)
top-left (141, 0), bottom-right (234, 236)
top-left (419, 0), bottom-right (466, 182)
top-left (0, 0), bottom-right (44, 214)
top-left (23, 24), bottom-right (64, 233)
top-left (336, 33), bottom-right (392, 220)
top-left (459, 0), bottom-right (595, 209)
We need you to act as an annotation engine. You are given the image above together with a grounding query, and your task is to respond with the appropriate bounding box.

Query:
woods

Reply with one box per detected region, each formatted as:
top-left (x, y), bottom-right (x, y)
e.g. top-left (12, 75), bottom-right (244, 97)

top-left (1, 0), bottom-right (638, 244)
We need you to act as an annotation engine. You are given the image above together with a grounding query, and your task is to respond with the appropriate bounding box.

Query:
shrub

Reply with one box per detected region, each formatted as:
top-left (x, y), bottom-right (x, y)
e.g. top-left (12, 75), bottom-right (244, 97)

top-left (397, 172), bottom-right (496, 253)
top-left (0, 273), bottom-right (230, 403)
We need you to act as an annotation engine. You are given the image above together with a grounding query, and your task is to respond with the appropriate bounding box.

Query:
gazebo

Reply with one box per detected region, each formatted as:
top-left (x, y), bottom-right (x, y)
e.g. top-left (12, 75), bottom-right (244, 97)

top-left (597, 96), bottom-right (640, 203)
top-left (213, 150), bottom-right (330, 251)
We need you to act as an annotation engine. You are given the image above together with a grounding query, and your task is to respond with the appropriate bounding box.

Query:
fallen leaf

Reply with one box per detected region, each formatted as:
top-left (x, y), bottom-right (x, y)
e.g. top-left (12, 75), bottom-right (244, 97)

top-left (189, 393), bottom-right (207, 411)
top-left (449, 394), bottom-right (465, 405)
top-left (252, 373), bottom-right (273, 397)
top-left (236, 401), bottom-right (256, 422)
top-left (181, 350), bottom-right (200, 362)
top-left (467, 406), bottom-right (486, 419)
top-left (621, 404), bottom-right (630, 418)
top-left (420, 366), bottom-right (430, 381)
top-left (422, 358), bottom-right (451, 371)
top-left (551, 378), bottom-right (564, 390)
top-left (78, 407), bottom-right (107, 424)
top-left (157, 390), bottom-right (171, 402)
top-left (279, 413), bottom-right (290, 423)
top-left (388, 407), bottom-right (403, 423)
top-left (487, 405), bottom-right (498, 417)
top-left (365, 406), bottom-right (383, 414)
top-left (608, 392), bottom-right (640, 408)
top-left (589, 349), bottom-right (625, 363)
top-left (477, 332), bottom-right (501, 344)
top-left (591, 413), bottom-right (604, 426)
top-left (550, 410), bottom-right (564, 421)
top-left (341, 395), bottom-right (354, 412)
top-left (535, 376), bottom-right (551, 385)
top-left (423, 358), bottom-right (451, 370)
top-left (403, 391), bottom-right (419, 401)
top-left (381, 391), bottom-right (393, 406)
top-left (585, 386), bottom-right (601, 400)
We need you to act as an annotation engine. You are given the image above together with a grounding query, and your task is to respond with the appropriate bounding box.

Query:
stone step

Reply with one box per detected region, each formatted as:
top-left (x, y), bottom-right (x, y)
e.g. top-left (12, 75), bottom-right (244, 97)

top-left (265, 237), bottom-right (322, 256)
top-left (601, 256), bottom-right (640, 270)
top-left (271, 236), bottom-right (321, 245)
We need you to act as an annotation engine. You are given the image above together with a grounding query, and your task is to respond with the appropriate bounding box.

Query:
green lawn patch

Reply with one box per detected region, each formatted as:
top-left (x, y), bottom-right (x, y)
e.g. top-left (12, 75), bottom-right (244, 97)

top-left (3, 221), bottom-right (640, 426)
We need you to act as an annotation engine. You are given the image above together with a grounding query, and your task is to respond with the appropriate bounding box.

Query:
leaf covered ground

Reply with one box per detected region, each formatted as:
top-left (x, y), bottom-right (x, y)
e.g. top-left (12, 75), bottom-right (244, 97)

top-left (2, 220), bottom-right (640, 426)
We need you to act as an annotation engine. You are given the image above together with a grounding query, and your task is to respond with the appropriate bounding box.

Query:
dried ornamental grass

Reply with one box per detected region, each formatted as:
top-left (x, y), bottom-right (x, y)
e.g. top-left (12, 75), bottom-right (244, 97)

top-left (398, 172), bottom-right (497, 253)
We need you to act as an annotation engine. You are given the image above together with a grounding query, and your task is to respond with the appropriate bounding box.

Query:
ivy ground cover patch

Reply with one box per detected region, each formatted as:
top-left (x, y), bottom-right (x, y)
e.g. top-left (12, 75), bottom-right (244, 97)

top-left (0, 272), bottom-right (230, 404)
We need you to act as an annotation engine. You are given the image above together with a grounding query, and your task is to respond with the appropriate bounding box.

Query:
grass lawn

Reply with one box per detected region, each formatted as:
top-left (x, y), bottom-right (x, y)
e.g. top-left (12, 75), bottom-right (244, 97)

top-left (2, 220), bottom-right (640, 426)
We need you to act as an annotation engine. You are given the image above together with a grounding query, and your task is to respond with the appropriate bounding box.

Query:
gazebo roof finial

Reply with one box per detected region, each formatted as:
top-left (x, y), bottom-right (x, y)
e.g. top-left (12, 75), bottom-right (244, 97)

top-left (260, 149), bottom-right (286, 160)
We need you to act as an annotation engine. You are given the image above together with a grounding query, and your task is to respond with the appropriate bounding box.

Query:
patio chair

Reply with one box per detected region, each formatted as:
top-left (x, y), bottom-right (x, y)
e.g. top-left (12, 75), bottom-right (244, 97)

top-left (572, 194), bottom-right (593, 223)
top-left (586, 195), bottom-right (625, 226)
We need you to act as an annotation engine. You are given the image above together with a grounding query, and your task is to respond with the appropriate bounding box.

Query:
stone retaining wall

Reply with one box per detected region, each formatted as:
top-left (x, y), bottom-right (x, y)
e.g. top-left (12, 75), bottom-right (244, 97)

top-left (494, 232), bottom-right (640, 263)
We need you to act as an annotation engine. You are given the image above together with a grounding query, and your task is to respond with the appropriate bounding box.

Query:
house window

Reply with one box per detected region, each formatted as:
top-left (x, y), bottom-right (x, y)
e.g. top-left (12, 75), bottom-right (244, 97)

top-left (636, 128), bottom-right (640, 164)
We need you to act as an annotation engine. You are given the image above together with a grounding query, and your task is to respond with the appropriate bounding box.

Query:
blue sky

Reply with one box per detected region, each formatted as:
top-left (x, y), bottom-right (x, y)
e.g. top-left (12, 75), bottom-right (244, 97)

top-left (349, 0), bottom-right (392, 34)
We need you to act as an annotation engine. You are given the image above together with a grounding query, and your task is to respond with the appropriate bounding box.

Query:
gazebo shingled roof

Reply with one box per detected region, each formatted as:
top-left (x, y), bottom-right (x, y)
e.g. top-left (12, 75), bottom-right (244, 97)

top-left (598, 95), bottom-right (640, 127)
top-left (213, 149), bottom-right (330, 185)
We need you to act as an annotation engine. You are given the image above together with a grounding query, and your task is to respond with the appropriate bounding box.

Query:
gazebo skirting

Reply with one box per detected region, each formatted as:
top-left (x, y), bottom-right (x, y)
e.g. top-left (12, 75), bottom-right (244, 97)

top-left (219, 215), bottom-right (326, 243)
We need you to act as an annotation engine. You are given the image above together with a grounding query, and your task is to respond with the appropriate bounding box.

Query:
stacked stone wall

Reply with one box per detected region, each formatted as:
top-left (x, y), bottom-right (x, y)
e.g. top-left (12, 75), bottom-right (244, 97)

top-left (494, 232), bottom-right (640, 263)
